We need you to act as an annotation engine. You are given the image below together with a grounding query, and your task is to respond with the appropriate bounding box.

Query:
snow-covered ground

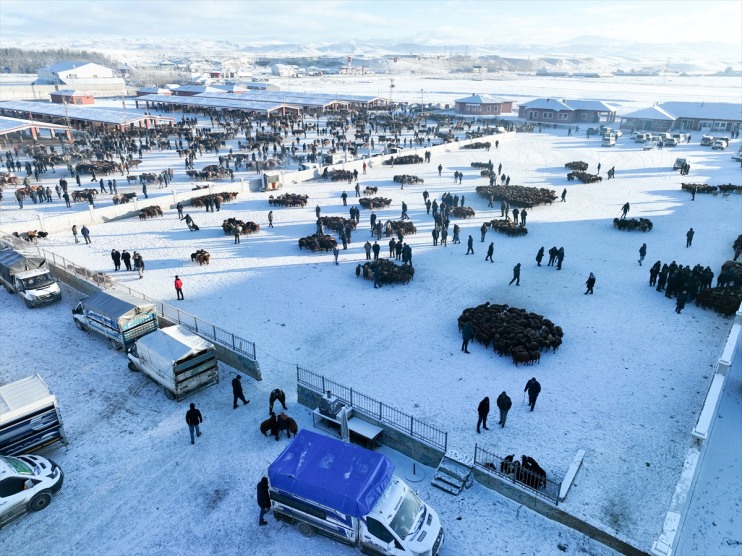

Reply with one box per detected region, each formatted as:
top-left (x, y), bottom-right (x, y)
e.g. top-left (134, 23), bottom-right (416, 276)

top-left (1, 76), bottom-right (741, 555)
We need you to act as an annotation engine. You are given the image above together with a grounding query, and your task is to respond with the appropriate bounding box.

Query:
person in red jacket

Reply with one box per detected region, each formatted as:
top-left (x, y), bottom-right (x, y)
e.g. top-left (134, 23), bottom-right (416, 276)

top-left (174, 275), bottom-right (184, 300)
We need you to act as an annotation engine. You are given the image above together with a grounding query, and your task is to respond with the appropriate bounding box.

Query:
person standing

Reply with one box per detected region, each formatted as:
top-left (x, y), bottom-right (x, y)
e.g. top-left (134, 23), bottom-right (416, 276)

top-left (341, 191), bottom-right (348, 206)
top-left (480, 223), bottom-right (488, 242)
top-left (497, 391), bottom-right (512, 428)
top-left (536, 246), bottom-right (544, 266)
top-left (638, 243), bottom-right (647, 266)
top-left (621, 202), bottom-right (630, 219)
top-left (585, 272), bottom-right (596, 294)
top-left (561, 188), bottom-right (567, 202)
top-left (461, 320), bottom-right (473, 354)
top-left (466, 235), bottom-right (474, 255)
top-left (268, 210), bottom-right (274, 228)
top-left (332, 244), bottom-right (339, 265)
top-left (485, 242), bottom-right (494, 263)
top-left (232, 374), bottom-right (249, 409)
top-left (72, 225), bottom-right (79, 243)
top-left (142, 183), bottom-right (148, 199)
top-left (174, 275), bottom-right (184, 300)
top-left (524, 378), bottom-right (541, 411)
top-left (676, 290), bottom-right (688, 314)
top-left (509, 263), bottom-right (521, 286)
top-left (477, 396), bottom-right (490, 433)
top-left (364, 240), bottom-right (372, 260)
top-left (111, 249), bottom-right (121, 271)
top-left (520, 208), bottom-right (527, 226)
top-left (686, 228), bottom-right (694, 248)
top-left (185, 403), bottom-right (202, 445)
top-left (176, 202), bottom-right (184, 219)
top-left (257, 477), bottom-right (271, 526)
top-left (133, 252), bottom-right (144, 279)
top-left (121, 250), bottom-right (132, 271)
top-left (556, 247), bottom-right (565, 270)
top-left (81, 225), bottom-right (91, 244)
top-left (233, 225), bottom-right (241, 244)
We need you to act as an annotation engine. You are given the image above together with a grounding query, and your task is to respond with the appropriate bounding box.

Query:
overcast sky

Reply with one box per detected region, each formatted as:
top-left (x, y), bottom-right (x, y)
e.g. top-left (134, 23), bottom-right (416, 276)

top-left (2, 0), bottom-right (740, 46)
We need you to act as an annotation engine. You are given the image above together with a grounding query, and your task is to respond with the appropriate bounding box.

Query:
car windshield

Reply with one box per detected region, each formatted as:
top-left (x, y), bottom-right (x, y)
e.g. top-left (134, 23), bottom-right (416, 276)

top-left (20, 274), bottom-right (54, 289)
top-left (0, 456), bottom-right (32, 475)
top-left (388, 489), bottom-right (423, 538)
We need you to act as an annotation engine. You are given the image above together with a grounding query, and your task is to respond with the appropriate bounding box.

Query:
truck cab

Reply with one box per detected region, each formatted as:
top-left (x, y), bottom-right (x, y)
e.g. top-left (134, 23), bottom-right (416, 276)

top-left (12, 269), bottom-right (61, 308)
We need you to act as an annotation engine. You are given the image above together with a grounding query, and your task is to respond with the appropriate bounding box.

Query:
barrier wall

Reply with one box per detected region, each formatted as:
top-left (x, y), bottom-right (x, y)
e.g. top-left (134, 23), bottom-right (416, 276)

top-left (651, 310), bottom-right (742, 556)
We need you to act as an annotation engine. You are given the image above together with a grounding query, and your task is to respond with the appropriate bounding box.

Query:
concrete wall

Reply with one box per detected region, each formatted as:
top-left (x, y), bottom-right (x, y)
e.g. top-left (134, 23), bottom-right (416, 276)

top-left (473, 467), bottom-right (648, 556)
top-left (298, 384), bottom-right (444, 467)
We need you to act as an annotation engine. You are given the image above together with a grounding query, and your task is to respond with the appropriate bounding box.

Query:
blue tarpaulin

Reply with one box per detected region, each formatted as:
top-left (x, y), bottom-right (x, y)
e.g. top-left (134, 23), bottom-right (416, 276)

top-left (268, 429), bottom-right (394, 518)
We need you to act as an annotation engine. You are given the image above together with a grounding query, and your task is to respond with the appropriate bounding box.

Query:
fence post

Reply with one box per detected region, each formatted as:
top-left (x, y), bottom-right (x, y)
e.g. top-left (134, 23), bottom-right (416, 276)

top-left (410, 415), bottom-right (414, 436)
top-left (176, 309), bottom-right (181, 324)
top-left (195, 318), bottom-right (199, 332)
top-left (444, 432), bottom-right (447, 453)
top-left (232, 333), bottom-right (235, 349)
top-left (474, 443), bottom-right (478, 464)
top-left (321, 376), bottom-right (325, 393)
top-left (212, 324), bottom-right (216, 340)
top-left (350, 388), bottom-right (353, 407)
top-left (378, 400), bottom-right (382, 420)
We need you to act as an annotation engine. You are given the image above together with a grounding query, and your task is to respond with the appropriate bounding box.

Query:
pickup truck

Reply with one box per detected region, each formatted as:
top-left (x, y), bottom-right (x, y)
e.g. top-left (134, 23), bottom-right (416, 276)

top-left (269, 430), bottom-right (444, 555)
top-left (0, 249), bottom-right (61, 308)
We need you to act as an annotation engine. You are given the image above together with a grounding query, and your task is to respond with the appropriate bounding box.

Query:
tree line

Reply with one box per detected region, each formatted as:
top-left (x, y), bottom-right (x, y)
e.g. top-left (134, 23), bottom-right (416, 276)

top-left (0, 47), bottom-right (121, 74)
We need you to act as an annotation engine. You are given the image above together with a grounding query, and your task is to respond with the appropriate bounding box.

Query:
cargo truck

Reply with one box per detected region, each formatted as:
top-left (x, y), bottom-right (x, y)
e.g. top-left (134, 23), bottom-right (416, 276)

top-left (268, 430), bottom-right (444, 556)
top-left (0, 249), bottom-right (61, 308)
top-left (126, 325), bottom-right (219, 401)
top-left (72, 290), bottom-right (158, 350)
top-left (0, 375), bottom-right (67, 456)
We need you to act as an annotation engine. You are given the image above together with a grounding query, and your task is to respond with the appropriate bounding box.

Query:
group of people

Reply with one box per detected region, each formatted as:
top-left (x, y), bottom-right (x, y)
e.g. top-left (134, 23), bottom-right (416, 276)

top-left (107, 247), bottom-right (146, 278)
top-left (476, 379), bottom-right (542, 433)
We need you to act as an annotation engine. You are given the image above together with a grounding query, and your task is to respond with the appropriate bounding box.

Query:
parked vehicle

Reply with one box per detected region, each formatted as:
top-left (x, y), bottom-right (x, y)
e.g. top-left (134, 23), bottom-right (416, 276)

top-left (0, 375), bottom-right (67, 456)
top-left (732, 147), bottom-right (742, 162)
top-left (269, 430), bottom-right (444, 556)
top-left (700, 135), bottom-right (714, 146)
top-left (0, 249), bottom-right (61, 308)
top-left (127, 325), bottom-right (219, 401)
top-left (671, 133), bottom-right (687, 143)
top-left (664, 137), bottom-right (678, 147)
top-left (634, 132), bottom-right (650, 143)
top-left (712, 140), bottom-right (727, 150)
top-left (72, 290), bottom-right (158, 350)
top-left (297, 162), bottom-right (319, 171)
top-left (673, 158), bottom-right (688, 170)
top-left (0, 453), bottom-right (63, 528)
top-left (712, 136), bottom-right (731, 148)
top-left (601, 135), bottom-right (616, 147)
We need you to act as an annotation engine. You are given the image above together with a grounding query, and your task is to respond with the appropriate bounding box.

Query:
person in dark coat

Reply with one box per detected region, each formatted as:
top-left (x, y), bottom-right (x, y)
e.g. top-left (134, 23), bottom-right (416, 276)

top-left (185, 403), bottom-right (203, 444)
top-left (556, 247), bottom-right (565, 270)
top-left (461, 320), bottom-right (474, 353)
top-left (432, 227), bottom-right (439, 246)
top-left (496, 392), bottom-right (512, 427)
top-left (81, 225), bottom-right (91, 244)
top-left (121, 250), bottom-right (132, 271)
top-left (621, 202), bottom-right (630, 218)
top-left (524, 378), bottom-right (541, 411)
top-left (355, 263), bottom-right (361, 278)
top-left (686, 228), bottom-right (694, 248)
top-left (520, 208), bottom-right (527, 226)
top-left (561, 188), bottom-right (567, 202)
top-left (257, 477), bottom-right (271, 526)
top-left (373, 265), bottom-right (382, 289)
top-left (477, 397), bottom-right (490, 433)
top-left (547, 246), bottom-right (558, 266)
top-left (480, 223), bottom-right (488, 242)
top-left (232, 374), bottom-right (249, 408)
top-left (649, 261), bottom-right (661, 286)
top-left (675, 290), bottom-right (688, 314)
top-left (269, 389), bottom-right (287, 413)
top-left (176, 202), bottom-right (184, 219)
top-left (509, 263), bottom-right (521, 286)
top-left (638, 243), bottom-right (647, 266)
top-left (585, 272), bottom-right (596, 294)
top-left (536, 246), bottom-right (544, 266)
top-left (485, 242), bottom-right (494, 263)
top-left (372, 241), bottom-right (380, 261)
top-left (466, 235), bottom-right (474, 255)
top-left (111, 249), bottom-right (121, 271)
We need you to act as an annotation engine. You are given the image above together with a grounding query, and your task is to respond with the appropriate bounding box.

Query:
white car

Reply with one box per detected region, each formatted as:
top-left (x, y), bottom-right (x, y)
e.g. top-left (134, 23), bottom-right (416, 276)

top-left (0, 454), bottom-right (63, 528)
top-left (712, 140), bottom-right (726, 150)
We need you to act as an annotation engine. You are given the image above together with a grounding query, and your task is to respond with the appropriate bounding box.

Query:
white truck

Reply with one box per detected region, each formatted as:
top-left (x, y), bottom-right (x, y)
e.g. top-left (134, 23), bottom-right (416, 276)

top-left (0, 375), bottom-right (67, 456)
top-left (72, 290), bottom-right (158, 350)
top-left (268, 430), bottom-right (444, 556)
top-left (126, 325), bottom-right (219, 401)
top-left (0, 249), bottom-right (61, 308)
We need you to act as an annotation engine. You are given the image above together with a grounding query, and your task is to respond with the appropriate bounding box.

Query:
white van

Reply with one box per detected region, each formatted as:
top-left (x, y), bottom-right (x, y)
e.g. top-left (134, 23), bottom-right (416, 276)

top-left (602, 135), bottom-right (616, 147)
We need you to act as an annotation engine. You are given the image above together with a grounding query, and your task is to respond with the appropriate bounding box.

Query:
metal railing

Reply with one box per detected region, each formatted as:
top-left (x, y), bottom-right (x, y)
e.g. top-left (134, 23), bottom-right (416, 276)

top-left (474, 444), bottom-right (561, 505)
top-left (0, 235), bottom-right (256, 360)
top-left (297, 366), bottom-right (447, 452)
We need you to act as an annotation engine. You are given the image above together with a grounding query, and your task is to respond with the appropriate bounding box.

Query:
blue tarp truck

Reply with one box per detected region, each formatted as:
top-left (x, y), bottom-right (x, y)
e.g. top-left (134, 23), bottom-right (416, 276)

top-left (268, 430), bottom-right (444, 556)
top-left (72, 290), bottom-right (158, 350)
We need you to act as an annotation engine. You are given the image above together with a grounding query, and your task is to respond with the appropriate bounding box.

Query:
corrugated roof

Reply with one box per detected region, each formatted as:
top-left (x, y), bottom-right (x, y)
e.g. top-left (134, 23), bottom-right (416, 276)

top-left (566, 100), bottom-right (616, 112)
top-left (41, 61), bottom-right (92, 73)
top-left (0, 100), bottom-right (169, 125)
top-left (137, 94), bottom-right (299, 114)
top-left (455, 94), bottom-right (510, 104)
top-left (0, 116), bottom-right (70, 135)
top-left (50, 90), bottom-right (91, 96)
top-left (621, 105), bottom-right (677, 121)
top-left (520, 98), bottom-right (574, 111)
top-left (659, 101), bottom-right (742, 122)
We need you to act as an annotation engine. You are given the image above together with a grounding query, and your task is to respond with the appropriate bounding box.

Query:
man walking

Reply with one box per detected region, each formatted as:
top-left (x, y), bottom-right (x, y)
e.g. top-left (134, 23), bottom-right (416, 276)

top-left (185, 403), bottom-right (203, 444)
top-left (81, 225), bottom-right (91, 244)
top-left (485, 242), bottom-right (494, 263)
top-left (72, 225), bottom-right (79, 243)
top-left (524, 378), bottom-right (541, 411)
top-left (477, 396), bottom-right (490, 433)
top-left (497, 391), bottom-right (512, 428)
top-left (585, 272), bottom-right (596, 294)
top-left (509, 263), bottom-right (521, 286)
top-left (621, 202), bottom-right (630, 219)
top-left (232, 374), bottom-right (249, 409)
top-left (268, 210), bottom-right (274, 228)
top-left (686, 228), bottom-right (694, 247)
top-left (638, 243), bottom-right (647, 266)
top-left (561, 188), bottom-right (567, 202)
top-left (536, 246), bottom-right (545, 266)
top-left (461, 320), bottom-right (473, 354)
top-left (466, 235), bottom-right (474, 255)
top-left (174, 275), bottom-right (184, 300)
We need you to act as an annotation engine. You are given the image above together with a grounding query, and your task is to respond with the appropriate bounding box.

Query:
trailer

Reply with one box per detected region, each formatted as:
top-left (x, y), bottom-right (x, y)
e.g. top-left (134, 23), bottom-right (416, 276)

top-left (127, 325), bottom-right (219, 401)
top-left (72, 290), bottom-right (158, 350)
top-left (0, 375), bottom-right (67, 456)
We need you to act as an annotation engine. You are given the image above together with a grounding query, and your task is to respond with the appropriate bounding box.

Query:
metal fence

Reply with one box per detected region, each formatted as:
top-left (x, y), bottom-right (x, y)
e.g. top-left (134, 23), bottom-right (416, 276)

top-left (474, 444), bottom-right (561, 505)
top-left (297, 366), bottom-right (447, 452)
top-left (0, 235), bottom-right (256, 360)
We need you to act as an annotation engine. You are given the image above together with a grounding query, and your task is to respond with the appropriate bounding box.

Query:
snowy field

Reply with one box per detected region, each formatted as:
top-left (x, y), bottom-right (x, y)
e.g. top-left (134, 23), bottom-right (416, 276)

top-left (1, 76), bottom-right (741, 555)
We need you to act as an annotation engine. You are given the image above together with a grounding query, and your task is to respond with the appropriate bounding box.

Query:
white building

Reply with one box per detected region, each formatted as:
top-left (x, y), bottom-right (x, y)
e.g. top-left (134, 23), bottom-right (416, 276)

top-left (36, 62), bottom-right (116, 84)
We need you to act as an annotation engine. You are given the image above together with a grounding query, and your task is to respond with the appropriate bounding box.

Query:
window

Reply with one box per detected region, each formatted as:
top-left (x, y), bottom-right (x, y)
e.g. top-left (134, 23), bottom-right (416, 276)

top-left (557, 113), bottom-right (568, 121)
top-left (581, 113), bottom-right (588, 121)
top-left (366, 517), bottom-right (398, 545)
top-left (543, 112), bottom-right (553, 120)
top-left (529, 111), bottom-right (538, 120)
